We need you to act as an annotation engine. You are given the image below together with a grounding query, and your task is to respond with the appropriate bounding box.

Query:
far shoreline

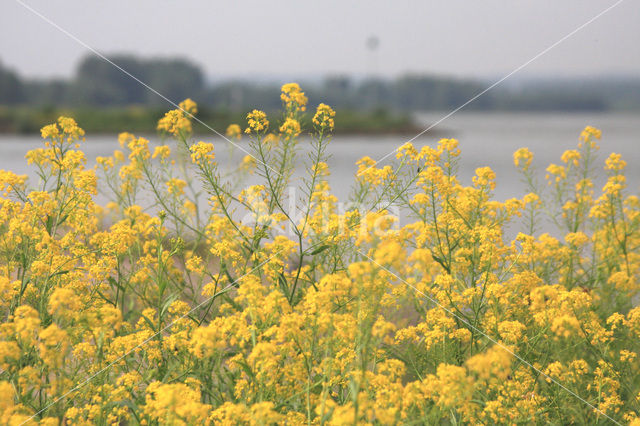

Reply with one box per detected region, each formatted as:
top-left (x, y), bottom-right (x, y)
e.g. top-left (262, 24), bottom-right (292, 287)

top-left (0, 105), bottom-right (444, 137)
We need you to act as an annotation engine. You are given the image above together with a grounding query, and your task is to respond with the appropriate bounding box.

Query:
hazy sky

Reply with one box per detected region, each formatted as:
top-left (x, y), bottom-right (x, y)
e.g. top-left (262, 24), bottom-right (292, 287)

top-left (1, 0), bottom-right (639, 80)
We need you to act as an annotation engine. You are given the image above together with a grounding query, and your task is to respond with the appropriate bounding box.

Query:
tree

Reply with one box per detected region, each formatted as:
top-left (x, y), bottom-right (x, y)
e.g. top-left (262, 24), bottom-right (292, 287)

top-left (70, 55), bottom-right (205, 106)
top-left (0, 61), bottom-right (26, 105)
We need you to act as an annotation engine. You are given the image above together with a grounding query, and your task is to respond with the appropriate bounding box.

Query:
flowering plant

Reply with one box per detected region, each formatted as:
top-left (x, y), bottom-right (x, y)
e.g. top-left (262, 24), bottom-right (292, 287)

top-left (0, 85), bottom-right (638, 425)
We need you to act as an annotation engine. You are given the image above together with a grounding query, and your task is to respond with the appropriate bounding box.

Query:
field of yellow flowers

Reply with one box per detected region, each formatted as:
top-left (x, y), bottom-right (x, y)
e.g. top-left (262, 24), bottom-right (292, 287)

top-left (0, 83), bottom-right (639, 425)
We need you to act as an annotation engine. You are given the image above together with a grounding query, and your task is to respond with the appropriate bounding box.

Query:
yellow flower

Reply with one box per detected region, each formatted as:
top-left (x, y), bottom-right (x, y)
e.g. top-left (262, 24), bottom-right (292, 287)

top-left (14, 305), bottom-right (41, 344)
top-left (279, 117), bottom-right (301, 139)
top-left (2, 94), bottom-right (639, 425)
top-left (40, 123), bottom-right (60, 140)
top-left (226, 124), bottom-right (242, 140)
top-left (312, 103), bottom-right (335, 131)
top-left (605, 152), bottom-right (626, 172)
top-left (48, 287), bottom-right (83, 320)
top-left (429, 364), bottom-right (474, 409)
top-left (179, 98), bottom-right (198, 115)
top-left (158, 110), bottom-right (192, 136)
top-left (143, 382), bottom-right (210, 424)
top-left (561, 149), bottom-right (581, 167)
top-left (189, 141), bottom-right (215, 164)
top-left (38, 324), bottom-right (70, 367)
top-left (580, 125), bottom-right (601, 141)
top-left (545, 163), bottom-right (566, 183)
top-left (466, 345), bottom-right (512, 382)
top-left (513, 147), bottom-right (533, 169)
top-left (185, 255), bottom-right (204, 274)
top-left (472, 166), bottom-right (496, 190)
top-left (280, 82), bottom-right (308, 112)
top-left (166, 178), bottom-right (187, 196)
top-left (152, 145), bottom-right (171, 161)
top-left (551, 314), bottom-right (581, 338)
top-left (498, 320), bottom-right (526, 343)
top-left (244, 110), bottom-right (269, 134)
top-left (565, 231), bottom-right (589, 247)
top-left (438, 138), bottom-right (460, 157)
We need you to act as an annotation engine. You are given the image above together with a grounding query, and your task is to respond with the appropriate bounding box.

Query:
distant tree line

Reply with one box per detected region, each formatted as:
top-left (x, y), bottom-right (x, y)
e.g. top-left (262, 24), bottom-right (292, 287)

top-left (1, 55), bottom-right (640, 111)
top-left (0, 56), bottom-right (204, 107)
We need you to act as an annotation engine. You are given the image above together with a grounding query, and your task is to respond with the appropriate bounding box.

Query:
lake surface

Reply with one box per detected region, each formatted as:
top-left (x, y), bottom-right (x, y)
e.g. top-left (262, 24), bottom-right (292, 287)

top-left (1, 112), bottom-right (638, 206)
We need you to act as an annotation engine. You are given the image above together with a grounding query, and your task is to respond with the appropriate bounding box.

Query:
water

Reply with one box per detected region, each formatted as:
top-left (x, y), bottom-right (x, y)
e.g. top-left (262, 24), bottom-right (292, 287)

top-left (1, 112), bottom-right (638, 205)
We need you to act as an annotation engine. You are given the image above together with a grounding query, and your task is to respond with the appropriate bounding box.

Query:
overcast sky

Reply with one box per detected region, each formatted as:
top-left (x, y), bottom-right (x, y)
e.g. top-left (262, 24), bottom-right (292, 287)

top-left (1, 0), bottom-right (639, 80)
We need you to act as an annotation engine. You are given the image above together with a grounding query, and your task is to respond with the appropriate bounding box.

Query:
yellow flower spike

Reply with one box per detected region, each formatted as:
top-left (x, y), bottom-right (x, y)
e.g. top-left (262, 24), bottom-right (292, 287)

top-left (580, 125), bottom-right (602, 141)
top-left (13, 305), bottom-right (40, 344)
top-left (561, 149), bottom-right (581, 167)
top-left (157, 109), bottom-right (193, 136)
top-left (240, 154), bottom-right (256, 172)
top-left (143, 382), bottom-right (210, 424)
top-left (498, 320), bottom-right (527, 343)
top-left (437, 138), bottom-right (460, 157)
top-left (565, 231), bottom-right (589, 247)
top-left (165, 178), bottom-right (187, 196)
top-left (178, 98), bottom-right (198, 115)
top-left (96, 156), bottom-right (115, 170)
top-left (152, 145), bottom-right (171, 161)
top-left (466, 345), bottom-right (513, 382)
top-left (396, 141), bottom-right (418, 160)
top-left (312, 103), bottom-right (336, 131)
top-left (244, 109), bottom-right (269, 134)
top-left (279, 117), bottom-right (301, 139)
top-left (185, 255), bottom-right (205, 275)
top-left (40, 123), bottom-right (60, 140)
top-left (472, 166), bottom-right (496, 190)
top-left (0, 170), bottom-right (27, 193)
top-left (373, 239), bottom-right (404, 267)
top-left (551, 314), bottom-right (582, 339)
top-left (118, 132), bottom-right (136, 147)
top-left (280, 82), bottom-right (308, 113)
top-left (545, 163), bottom-right (566, 183)
top-left (513, 147), bottom-right (533, 169)
top-left (48, 287), bottom-right (83, 320)
top-left (605, 152), bottom-right (626, 172)
top-left (38, 324), bottom-right (70, 368)
top-left (263, 132), bottom-right (279, 144)
top-left (226, 123), bottom-right (242, 140)
top-left (189, 141), bottom-right (215, 164)
top-left (429, 363), bottom-right (474, 409)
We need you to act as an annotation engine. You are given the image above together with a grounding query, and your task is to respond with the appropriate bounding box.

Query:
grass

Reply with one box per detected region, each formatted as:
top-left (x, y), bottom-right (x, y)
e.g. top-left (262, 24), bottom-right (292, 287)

top-left (0, 105), bottom-right (423, 136)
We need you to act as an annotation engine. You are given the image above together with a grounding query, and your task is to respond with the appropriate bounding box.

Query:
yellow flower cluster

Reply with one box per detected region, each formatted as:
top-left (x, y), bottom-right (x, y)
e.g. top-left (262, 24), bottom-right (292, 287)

top-left (157, 98), bottom-right (197, 136)
top-left (0, 87), bottom-right (638, 425)
top-left (225, 123), bottom-right (242, 140)
top-left (513, 147), bottom-right (533, 169)
top-left (244, 109), bottom-right (269, 134)
top-left (279, 117), bottom-right (301, 139)
top-left (280, 82), bottom-right (307, 113)
top-left (189, 141), bottom-right (215, 164)
top-left (313, 103), bottom-right (336, 131)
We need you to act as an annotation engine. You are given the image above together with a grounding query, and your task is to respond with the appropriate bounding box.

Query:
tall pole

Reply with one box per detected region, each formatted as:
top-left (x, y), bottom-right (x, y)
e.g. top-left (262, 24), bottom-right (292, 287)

top-left (366, 35), bottom-right (380, 108)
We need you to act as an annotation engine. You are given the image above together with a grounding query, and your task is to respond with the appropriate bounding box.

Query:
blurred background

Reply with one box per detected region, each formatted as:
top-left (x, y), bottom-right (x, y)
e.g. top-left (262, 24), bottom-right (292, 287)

top-left (1, 0), bottom-right (639, 200)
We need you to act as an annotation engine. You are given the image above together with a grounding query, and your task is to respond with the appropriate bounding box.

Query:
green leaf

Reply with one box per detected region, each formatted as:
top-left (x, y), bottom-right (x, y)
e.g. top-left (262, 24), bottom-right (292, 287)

top-left (310, 244), bottom-right (330, 255)
top-left (277, 272), bottom-right (289, 298)
top-left (107, 276), bottom-right (125, 291)
top-left (160, 293), bottom-right (180, 319)
top-left (49, 269), bottom-right (69, 278)
top-left (140, 313), bottom-right (157, 332)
